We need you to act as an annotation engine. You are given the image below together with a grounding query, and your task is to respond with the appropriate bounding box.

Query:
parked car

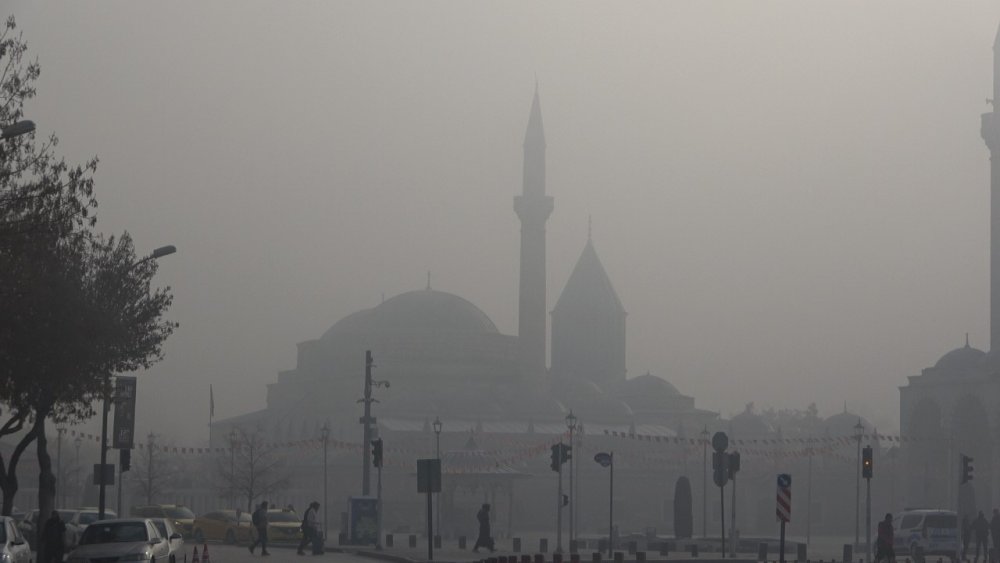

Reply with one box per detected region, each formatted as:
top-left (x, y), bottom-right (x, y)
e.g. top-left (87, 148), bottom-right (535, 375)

top-left (150, 518), bottom-right (185, 563)
top-left (893, 509), bottom-right (960, 560)
top-left (64, 518), bottom-right (170, 563)
top-left (265, 508), bottom-right (303, 544)
top-left (191, 510), bottom-right (253, 544)
top-left (131, 505), bottom-right (196, 538)
top-left (0, 515), bottom-right (31, 563)
top-left (18, 508), bottom-right (75, 550)
top-left (65, 507), bottom-right (117, 550)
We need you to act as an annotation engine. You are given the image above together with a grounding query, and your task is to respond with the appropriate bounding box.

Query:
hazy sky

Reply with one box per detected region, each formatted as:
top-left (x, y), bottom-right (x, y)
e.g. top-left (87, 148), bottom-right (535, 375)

top-left (8, 1), bottom-right (1000, 442)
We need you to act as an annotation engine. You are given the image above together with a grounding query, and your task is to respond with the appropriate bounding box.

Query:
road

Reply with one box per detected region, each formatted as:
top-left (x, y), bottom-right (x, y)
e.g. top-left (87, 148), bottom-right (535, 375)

top-left (174, 544), bottom-right (390, 563)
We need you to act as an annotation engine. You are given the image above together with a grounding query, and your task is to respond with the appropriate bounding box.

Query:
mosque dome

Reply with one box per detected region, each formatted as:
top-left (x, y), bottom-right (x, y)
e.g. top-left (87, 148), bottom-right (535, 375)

top-left (612, 373), bottom-right (688, 414)
top-left (935, 344), bottom-right (986, 373)
top-left (730, 403), bottom-right (773, 437)
top-left (824, 410), bottom-right (871, 437)
top-left (322, 289), bottom-right (498, 340)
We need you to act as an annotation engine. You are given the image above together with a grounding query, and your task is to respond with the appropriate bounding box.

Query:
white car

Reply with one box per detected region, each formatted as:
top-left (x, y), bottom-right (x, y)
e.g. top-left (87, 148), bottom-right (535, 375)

top-left (0, 516), bottom-right (31, 563)
top-left (65, 519), bottom-right (170, 563)
top-left (65, 507), bottom-right (117, 550)
top-left (150, 518), bottom-right (185, 563)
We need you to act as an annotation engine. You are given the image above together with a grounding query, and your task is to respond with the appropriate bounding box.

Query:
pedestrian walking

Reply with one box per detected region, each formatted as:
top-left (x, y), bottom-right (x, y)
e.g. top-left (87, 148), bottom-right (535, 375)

top-left (991, 509), bottom-right (1000, 563)
top-left (875, 513), bottom-right (895, 563)
top-left (297, 501), bottom-right (322, 556)
top-left (249, 501), bottom-right (271, 556)
top-left (472, 503), bottom-right (494, 553)
top-left (975, 511), bottom-right (991, 563)
top-left (40, 510), bottom-right (66, 563)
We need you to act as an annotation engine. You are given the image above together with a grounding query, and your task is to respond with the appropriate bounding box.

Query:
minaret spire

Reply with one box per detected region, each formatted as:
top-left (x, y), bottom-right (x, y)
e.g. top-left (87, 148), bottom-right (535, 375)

top-left (514, 87), bottom-right (554, 376)
top-left (983, 19), bottom-right (1000, 354)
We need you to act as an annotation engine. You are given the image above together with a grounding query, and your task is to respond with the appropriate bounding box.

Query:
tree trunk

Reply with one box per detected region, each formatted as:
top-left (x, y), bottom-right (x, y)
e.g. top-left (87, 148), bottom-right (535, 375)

top-left (0, 424), bottom-right (38, 515)
top-left (36, 411), bottom-right (55, 563)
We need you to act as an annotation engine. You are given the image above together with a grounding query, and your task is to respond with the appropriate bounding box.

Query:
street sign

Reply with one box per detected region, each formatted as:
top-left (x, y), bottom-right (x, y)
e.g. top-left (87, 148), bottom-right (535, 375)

top-left (93, 463), bottom-right (115, 486)
top-left (112, 376), bottom-right (137, 449)
top-left (594, 452), bottom-right (613, 467)
top-left (776, 473), bottom-right (791, 522)
top-left (712, 451), bottom-right (729, 487)
top-left (712, 431), bottom-right (729, 453)
top-left (417, 458), bottom-right (441, 493)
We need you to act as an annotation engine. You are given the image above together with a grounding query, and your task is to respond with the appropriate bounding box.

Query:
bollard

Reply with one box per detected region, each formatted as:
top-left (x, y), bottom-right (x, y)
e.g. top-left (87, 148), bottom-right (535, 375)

top-left (614, 552), bottom-right (625, 563)
top-left (843, 544), bottom-right (853, 563)
top-left (692, 544), bottom-right (699, 558)
top-left (554, 553), bottom-right (563, 563)
top-left (540, 539), bottom-right (549, 553)
top-left (460, 536), bottom-right (468, 549)
top-left (636, 551), bottom-right (646, 563)
top-left (386, 534), bottom-right (393, 547)
top-left (759, 543), bottom-right (768, 561)
top-left (435, 535), bottom-right (442, 549)
top-left (798, 543), bottom-right (807, 562)
top-left (535, 554), bottom-right (545, 563)
top-left (593, 553), bottom-right (603, 563)
top-left (408, 534), bottom-right (417, 548)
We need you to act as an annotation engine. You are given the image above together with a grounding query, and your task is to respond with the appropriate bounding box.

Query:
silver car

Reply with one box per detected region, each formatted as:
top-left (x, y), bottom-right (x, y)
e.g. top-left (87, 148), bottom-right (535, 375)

top-left (150, 518), bottom-right (185, 563)
top-left (0, 516), bottom-right (31, 563)
top-left (65, 519), bottom-right (170, 563)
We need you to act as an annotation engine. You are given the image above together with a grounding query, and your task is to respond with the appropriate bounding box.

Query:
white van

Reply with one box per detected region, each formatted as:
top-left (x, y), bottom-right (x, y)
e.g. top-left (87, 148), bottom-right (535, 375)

top-left (893, 509), bottom-right (959, 560)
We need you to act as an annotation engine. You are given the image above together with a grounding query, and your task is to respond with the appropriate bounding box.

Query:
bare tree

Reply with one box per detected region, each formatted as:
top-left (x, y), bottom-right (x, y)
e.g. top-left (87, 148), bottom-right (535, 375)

top-left (217, 428), bottom-right (290, 512)
top-left (131, 433), bottom-right (176, 506)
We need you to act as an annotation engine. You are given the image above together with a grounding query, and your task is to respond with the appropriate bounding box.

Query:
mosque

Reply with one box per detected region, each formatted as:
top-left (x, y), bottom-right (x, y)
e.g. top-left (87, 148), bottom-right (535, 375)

top-left (898, 22), bottom-right (1000, 518)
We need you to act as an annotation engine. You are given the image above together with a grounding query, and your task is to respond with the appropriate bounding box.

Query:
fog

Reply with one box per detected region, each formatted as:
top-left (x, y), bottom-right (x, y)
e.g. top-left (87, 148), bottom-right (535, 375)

top-left (8, 1), bottom-right (999, 442)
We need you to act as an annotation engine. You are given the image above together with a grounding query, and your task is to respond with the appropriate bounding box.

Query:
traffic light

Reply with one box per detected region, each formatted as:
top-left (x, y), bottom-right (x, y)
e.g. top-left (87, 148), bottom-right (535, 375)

top-left (712, 451), bottom-right (729, 487)
top-left (372, 439), bottom-right (383, 468)
top-left (727, 451), bottom-right (741, 479)
top-left (962, 454), bottom-right (974, 484)
top-left (120, 449), bottom-right (131, 473)
top-left (862, 445), bottom-right (873, 479)
top-left (560, 443), bottom-right (572, 465)
top-left (551, 444), bottom-right (560, 472)
top-left (562, 494), bottom-right (569, 507)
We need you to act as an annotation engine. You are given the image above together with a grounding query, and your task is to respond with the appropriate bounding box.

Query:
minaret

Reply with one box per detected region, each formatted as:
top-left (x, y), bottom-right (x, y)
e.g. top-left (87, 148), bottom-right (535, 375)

top-left (983, 22), bottom-right (1000, 353)
top-left (514, 86), bottom-right (554, 376)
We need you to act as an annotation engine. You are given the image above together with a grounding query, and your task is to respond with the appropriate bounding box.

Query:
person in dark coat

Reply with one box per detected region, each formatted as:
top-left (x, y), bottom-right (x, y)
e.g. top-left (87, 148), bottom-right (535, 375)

top-left (991, 510), bottom-right (1000, 563)
top-left (472, 504), bottom-right (494, 553)
top-left (974, 511), bottom-right (991, 563)
top-left (249, 501), bottom-right (271, 556)
top-left (875, 513), bottom-right (894, 563)
top-left (41, 510), bottom-right (66, 563)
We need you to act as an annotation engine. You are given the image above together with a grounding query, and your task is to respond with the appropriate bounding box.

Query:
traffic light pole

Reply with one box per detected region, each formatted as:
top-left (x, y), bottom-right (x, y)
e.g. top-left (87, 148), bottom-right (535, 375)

top-left (556, 442), bottom-right (564, 554)
top-left (730, 472), bottom-right (736, 557)
top-left (720, 482), bottom-right (726, 559)
top-left (361, 351), bottom-right (374, 496)
top-left (376, 462), bottom-right (383, 551)
top-left (865, 476), bottom-right (871, 563)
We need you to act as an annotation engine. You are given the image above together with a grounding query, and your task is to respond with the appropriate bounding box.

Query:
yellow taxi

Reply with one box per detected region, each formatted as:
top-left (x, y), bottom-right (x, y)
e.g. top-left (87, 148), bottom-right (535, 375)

top-left (265, 509), bottom-right (303, 544)
top-left (131, 505), bottom-right (196, 539)
top-left (191, 510), bottom-right (253, 544)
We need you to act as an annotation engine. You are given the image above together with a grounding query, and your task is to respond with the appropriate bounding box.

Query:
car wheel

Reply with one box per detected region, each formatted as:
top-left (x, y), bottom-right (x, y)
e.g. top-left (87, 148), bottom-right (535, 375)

top-left (193, 529), bottom-right (204, 543)
top-left (225, 530), bottom-right (236, 544)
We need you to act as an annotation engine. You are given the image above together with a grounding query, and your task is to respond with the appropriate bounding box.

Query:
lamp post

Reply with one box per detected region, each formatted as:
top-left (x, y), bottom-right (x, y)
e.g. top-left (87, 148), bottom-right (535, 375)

top-left (98, 245), bottom-right (175, 520)
top-left (433, 416), bottom-right (442, 540)
top-left (321, 424), bottom-right (330, 542)
top-left (56, 428), bottom-right (65, 508)
top-left (594, 452), bottom-right (614, 557)
top-left (229, 428), bottom-right (238, 505)
top-left (565, 411), bottom-right (577, 551)
top-left (74, 436), bottom-right (82, 508)
top-left (854, 418), bottom-right (864, 550)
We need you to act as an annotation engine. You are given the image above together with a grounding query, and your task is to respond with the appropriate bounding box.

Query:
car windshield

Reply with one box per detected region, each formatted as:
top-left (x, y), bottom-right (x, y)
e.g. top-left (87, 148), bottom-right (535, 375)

top-left (57, 510), bottom-right (75, 521)
top-left (268, 512), bottom-right (299, 523)
top-left (926, 514), bottom-right (957, 528)
top-left (152, 521), bottom-right (168, 537)
top-left (78, 512), bottom-right (102, 525)
top-left (165, 507), bottom-right (194, 519)
top-left (80, 522), bottom-right (149, 544)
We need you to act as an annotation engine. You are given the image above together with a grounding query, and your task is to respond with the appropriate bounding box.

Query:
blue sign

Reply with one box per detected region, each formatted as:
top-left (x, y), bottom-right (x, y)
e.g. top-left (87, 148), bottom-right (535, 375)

top-left (777, 473), bottom-right (791, 488)
top-left (348, 496), bottom-right (378, 545)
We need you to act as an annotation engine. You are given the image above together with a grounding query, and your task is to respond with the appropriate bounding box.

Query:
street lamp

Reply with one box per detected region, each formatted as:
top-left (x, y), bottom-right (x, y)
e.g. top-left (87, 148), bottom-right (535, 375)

top-left (0, 120), bottom-right (34, 140)
top-left (74, 436), bottom-right (82, 507)
top-left (98, 244), bottom-right (176, 520)
top-left (56, 428), bottom-right (65, 508)
top-left (433, 417), bottom-right (442, 541)
top-left (701, 425), bottom-right (709, 538)
top-left (229, 428), bottom-right (239, 506)
top-left (594, 452), bottom-right (614, 557)
top-left (565, 411), bottom-right (577, 550)
top-left (320, 424), bottom-right (330, 542)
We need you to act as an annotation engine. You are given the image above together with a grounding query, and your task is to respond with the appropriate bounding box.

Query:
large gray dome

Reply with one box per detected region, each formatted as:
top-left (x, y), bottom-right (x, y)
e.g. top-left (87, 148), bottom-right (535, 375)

top-left (935, 344), bottom-right (985, 372)
top-left (323, 289), bottom-right (498, 340)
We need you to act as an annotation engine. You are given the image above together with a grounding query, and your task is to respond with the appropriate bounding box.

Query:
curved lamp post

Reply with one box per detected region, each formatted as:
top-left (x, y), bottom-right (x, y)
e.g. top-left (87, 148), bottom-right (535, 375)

top-left (98, 245), bottom-right (176, 519)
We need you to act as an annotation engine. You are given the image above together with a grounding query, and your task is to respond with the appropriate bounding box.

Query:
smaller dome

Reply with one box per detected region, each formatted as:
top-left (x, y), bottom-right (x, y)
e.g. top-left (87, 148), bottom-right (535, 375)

top-left (935, 344), bottom-right (985, 372)
top-left (730, 403), bottom-right (773, 437)
top-left (824, 410), bottom-right (871, 436)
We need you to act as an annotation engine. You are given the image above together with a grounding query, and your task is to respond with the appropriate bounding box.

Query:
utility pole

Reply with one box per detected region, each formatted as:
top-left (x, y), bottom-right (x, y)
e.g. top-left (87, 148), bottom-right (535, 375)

top-left (566, 411), bottom-right (577, 551)
top-left (854, 418), bottom-right (864, 550)
top-left (862, 445), bottom-right (873, 563)
top-left (147, 433), bottom-right (156, 505)
top-left (56, 428), bottom-right (64, 508)
top-left (806, 441), bottom-right (813, 550)
top-left (557, 442), bottom-right (564, 553)
top-left (701, 425), bottom-right (709, 538)
top-left (359, 351), bottom-right (388, 496)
